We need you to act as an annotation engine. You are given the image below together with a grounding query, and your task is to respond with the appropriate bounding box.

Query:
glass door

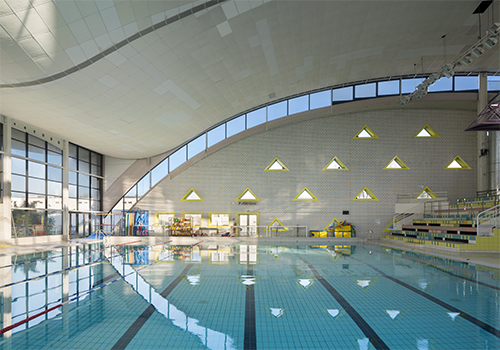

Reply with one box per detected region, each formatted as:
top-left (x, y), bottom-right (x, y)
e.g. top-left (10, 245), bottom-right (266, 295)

top-left (70, 212), bottom-right (90, 238)
top-left (70, 212), bottom-right (78, 238)
top-left (237, 213), bottom-right (259, 237)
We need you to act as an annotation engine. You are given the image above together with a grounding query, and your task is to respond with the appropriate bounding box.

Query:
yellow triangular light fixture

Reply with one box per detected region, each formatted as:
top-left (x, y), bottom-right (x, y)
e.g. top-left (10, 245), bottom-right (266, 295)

top-left (415, 186), bottom-right (438, 200)
top-left (235, 187), bottom-right (260, 201)
top-left (267, 218), bottom-right (289, 232)
top-left (181, 188), bottom-right (204, 201)
top-left (353, 125), bottom-right (379, 139)
top-left (293, 187), bottom-right (319, 201)
top-left (414, 124), bottom-right (440, 138)
top-left (353, 187), bottom-right (379, 201)
top-left (265, 157), bottom-right (289, 171)
top-left (383, 218), bottom-right (399, 232)
top-left (323, 156), bottom-right (349, 170)
top-left (383, 156), bottom-right (409, 170)
top-left (324, 218), bottom-right (341, 230)
top-left (445, 155), bottom-right (471, 170)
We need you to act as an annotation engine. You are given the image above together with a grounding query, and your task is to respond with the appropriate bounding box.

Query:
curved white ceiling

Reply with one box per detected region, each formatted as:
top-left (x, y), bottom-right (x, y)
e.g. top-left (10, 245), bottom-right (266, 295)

top-left (0, 0), bottom-right (498, 158)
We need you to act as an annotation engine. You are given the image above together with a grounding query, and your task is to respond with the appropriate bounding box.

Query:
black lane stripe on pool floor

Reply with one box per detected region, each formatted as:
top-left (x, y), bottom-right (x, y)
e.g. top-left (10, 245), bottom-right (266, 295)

top-left (92, 272), bottom-right (119, 288)
top-left (111, 264), bottom-right (193, 350)
top-left (363, 262), bottom-right (500, 339)
top-left (301, 259), bottom-right (390, 350)
top-left (244, 264), bottom-right (256, 350)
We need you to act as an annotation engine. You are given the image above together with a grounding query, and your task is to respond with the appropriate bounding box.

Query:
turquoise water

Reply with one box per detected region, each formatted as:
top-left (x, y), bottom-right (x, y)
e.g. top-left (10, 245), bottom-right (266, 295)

top-left (0, 241), bottom-right (499, 350)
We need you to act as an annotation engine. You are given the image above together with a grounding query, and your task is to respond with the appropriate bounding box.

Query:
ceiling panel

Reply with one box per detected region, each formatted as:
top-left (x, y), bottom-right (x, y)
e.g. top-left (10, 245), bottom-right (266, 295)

top-left (0, 0), bottom-right (498, 158)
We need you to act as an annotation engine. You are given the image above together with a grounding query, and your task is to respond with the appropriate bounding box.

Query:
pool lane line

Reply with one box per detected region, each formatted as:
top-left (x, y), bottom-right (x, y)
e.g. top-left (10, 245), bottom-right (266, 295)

top-left (0, 243), bottom-right (171, 289)
top-left (115, 240), bottom-right (142, 246)
top-left (153, 240), bottom-right (172, 246)
top-left (0, 245), bottom-right (177, 335)
top-left (0, 303), bottom-right (63, 335)
top-left (111, 264), bottom-right (194, 350)
top-left (92, 272), bottom-right (120, 288)
top-left (244, 264), bottom-right (256, 350)
top-left (300, 258), bottom-right (390, 350)
top-left (190, 240), bottom-right (204, 247)
top-left (362, 262), bottom-right (500, 339)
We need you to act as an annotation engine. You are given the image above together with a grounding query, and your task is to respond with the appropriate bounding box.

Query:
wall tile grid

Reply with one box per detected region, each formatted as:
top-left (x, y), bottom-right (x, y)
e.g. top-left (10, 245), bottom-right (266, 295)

top-left (134, 108), bottom-right (477, 236)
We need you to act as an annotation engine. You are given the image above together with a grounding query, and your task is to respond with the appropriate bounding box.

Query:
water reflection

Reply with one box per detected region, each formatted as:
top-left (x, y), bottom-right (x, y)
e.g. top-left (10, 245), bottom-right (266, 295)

top-left (104, 246), bottom-right (236, 350)
top-left (270, 308), bottom-right (284, 318)
top-left (1, 242), bottom-right (499, 350)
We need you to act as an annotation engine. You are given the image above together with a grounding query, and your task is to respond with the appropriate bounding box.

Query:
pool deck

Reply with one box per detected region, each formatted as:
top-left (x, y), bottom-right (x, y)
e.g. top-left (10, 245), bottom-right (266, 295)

top-left (372, 238), bottom-right (500, 269)
top-left (1, 236), bottom-right (499, 269)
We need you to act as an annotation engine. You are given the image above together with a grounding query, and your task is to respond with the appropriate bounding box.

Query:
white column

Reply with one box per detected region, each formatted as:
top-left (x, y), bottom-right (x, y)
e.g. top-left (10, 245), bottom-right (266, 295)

top-left (62, 140), bottom-right (69, 241)
top-left (1, 117), bottom-right (12, 244)
top-left (477, 73), bottom-right (489, 193)
top-left (0, 255), bottom-right (12, 338)
top-left (61, 246), bottom-right (70, 336)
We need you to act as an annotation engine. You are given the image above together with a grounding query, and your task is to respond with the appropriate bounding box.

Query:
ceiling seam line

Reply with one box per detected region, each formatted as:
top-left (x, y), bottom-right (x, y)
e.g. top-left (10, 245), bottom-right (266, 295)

top-left (0, 0), bottom-right (229, 89)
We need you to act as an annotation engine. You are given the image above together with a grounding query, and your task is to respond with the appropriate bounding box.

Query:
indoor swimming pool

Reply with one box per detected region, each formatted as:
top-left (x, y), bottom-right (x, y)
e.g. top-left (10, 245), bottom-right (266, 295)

top-left (0, 240), bottom-right (499, 350)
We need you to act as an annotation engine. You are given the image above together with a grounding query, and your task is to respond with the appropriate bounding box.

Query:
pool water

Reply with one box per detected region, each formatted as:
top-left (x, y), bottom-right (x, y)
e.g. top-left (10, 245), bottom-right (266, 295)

top-left (0, 240), bottom-right (499, 350)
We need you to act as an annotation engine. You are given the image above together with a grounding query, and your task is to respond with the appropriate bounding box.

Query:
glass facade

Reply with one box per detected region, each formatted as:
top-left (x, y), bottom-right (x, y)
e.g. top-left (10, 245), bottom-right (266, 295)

top-left (11, 130), bottom-right (64, 238)
top-left (8, 128), bottom-right (103, 238)
top-left (10, 245), bottom-right (103, 333)
top-left (68, 143), bottom-right (102, 213)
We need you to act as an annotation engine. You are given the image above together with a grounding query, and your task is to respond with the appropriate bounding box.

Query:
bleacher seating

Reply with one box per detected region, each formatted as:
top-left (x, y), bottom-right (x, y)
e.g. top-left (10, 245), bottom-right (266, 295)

top-left (381, 195), bottom-right (500, 251)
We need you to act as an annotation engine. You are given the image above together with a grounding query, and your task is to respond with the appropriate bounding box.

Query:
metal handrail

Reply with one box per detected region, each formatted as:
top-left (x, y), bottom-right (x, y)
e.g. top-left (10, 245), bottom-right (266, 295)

top-left (476, 204), bottom-right (500, 232)
top-left (392, 202), bottom-right (425, 230)
top-left (423, 199), bottom-right (450, 216)
top-left (476, 188), bottom-right (500, 200)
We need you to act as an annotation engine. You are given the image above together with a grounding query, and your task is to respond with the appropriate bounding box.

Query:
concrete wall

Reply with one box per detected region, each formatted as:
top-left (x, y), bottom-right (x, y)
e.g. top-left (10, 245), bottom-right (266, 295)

top-left (134, 108), bottom-right (477, 237)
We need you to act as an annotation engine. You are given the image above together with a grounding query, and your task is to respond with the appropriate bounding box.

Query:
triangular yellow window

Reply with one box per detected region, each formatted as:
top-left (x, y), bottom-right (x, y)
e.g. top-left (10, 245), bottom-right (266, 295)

top-left (265, 158), bottom-right (289, 171)
top-left (445, 155), bottom-right (471, 170)
top-left (383, 156), bottom-right (409, 170)
top-left (267, 218), bottom-right (289, 232)
top-left (414, 124), bottom-right (440, 138)
top-left (415, 186), bottom-right (437, 199)
top-left (235, 187), bottom-right (260, 201)
top-left (181, 188), bottom-right (204, 201)
top-left (353, 187), bottom-right (379, 201)
top-left (324, 218), bottom-right (340, 230)
top-left (293, 187), bottom-right (318, 201)
top-left (323, 156), bottom-right (349, 170)
top-left (353, 125), bottom-right (379, 139)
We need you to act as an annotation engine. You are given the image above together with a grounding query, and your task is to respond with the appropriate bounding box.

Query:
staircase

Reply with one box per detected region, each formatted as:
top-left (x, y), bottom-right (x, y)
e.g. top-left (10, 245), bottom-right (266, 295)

top-left (381, 193), bottom-right (500, 251)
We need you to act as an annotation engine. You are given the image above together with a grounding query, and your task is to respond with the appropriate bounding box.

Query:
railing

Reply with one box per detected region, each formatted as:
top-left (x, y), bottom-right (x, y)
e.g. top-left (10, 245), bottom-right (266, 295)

top-left (393, 202), bottom-right (425, 230)
top-left (474, 189), bottom-right (500, 203)
top-left (261, 226), bottom-right (309, 238)
top-left (396, 192), bottom-right (448, 203)
top-left (476, 204), bottom-right (500, 237)
top-left (233, 226), bottom-right (309, 238)
top-left (455, 198), bottom-right (475, 217)
top-left (455, 196), bottom-right (499, 216)
top-left (423, 199), bottom-right (450, 216)
top-left (477, 189), bottom-right (500, 198)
